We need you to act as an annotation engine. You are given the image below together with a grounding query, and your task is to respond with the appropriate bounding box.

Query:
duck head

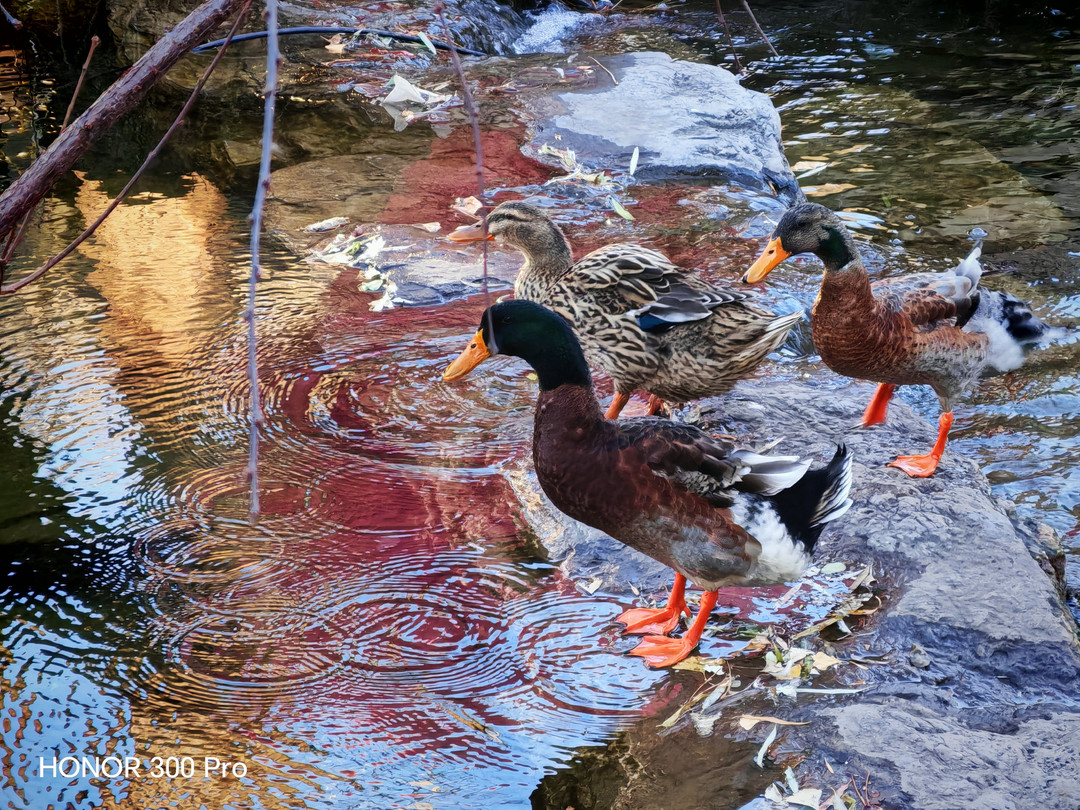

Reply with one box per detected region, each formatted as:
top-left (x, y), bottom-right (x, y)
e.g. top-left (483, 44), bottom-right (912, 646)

top-left (448, 201), bottom-right (573, 271)
top-left (443, 300), bottom-right (591, 391)
top-left (743, 202), bottom-right (856, 282)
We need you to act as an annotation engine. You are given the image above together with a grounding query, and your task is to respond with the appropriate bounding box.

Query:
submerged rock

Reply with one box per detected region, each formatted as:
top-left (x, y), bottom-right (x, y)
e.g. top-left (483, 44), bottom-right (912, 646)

top-left (521, 378), bottom-right (1080, 810)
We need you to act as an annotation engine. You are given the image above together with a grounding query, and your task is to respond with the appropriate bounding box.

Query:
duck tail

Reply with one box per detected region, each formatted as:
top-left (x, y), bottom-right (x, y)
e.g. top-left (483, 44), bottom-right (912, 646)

top-left (969, 289), bottom-right (1058, 373)
top-left (764, 444), bottom-right (853, 554)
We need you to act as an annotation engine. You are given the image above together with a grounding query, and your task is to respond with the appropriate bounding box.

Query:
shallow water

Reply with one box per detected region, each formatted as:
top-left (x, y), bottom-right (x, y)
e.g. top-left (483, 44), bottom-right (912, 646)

top-left (1, 2), bottom-right (1078, 808)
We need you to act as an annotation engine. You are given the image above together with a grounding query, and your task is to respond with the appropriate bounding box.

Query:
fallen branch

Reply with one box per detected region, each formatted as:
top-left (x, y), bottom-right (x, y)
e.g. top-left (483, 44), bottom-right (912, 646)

top-left (245, 0), bottom-right (280, 517)
top-left (0, 0), bottom-right (251, 242)
top-left (194, 26), bottom-right (486, 56)
top-left (0, 35), bottom-right (103, 276)
top-left (0, 2), bottom-right (252, 294)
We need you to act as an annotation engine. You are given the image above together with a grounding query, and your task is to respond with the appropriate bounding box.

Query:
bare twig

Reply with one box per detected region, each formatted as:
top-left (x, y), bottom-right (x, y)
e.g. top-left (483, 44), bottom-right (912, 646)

top-left (714, 1), bottom-right (742, 73)
top-left (738, 0), bottom-right (778, 57)
top-left (0, 0), bottom-right (251, 241)
top-left (0, 2), bottom-right (252, 295)
top-left (434, 1), bottom-right (489, 302)
top-left (245, 0), bottom-right (280, 517)
top-left (193, 26), bottom-right (485, 56)
top-left (0, 2), bottom-right (21, 30)
top-left (62, 36), bottom-right (101, 129)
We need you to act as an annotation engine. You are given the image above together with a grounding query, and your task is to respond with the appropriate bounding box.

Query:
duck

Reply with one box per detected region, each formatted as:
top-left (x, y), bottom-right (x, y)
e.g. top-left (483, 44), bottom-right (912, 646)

top-left (443, 299), bottom-right (853, 668)
top-left (449, 201), bottom-right (802, 419)
top-left (743, 202), bottom-right (1053, 477)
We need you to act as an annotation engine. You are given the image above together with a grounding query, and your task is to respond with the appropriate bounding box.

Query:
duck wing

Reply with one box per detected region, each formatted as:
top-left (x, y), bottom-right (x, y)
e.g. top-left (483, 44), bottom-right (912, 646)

top-left (872, 245), bottom-right (983, 330)
top-left (568, 244), bottom-right (750, 332)
top-left (615, 417), bottom-right (812, 504)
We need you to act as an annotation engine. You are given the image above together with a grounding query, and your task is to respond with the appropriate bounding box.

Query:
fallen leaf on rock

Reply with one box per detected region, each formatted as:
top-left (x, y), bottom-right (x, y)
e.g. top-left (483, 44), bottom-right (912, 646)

top-left (417, 31), bottom-right (437, 55)
top-left (754, 724), bottom-right (778, 768)
top-left (452, 196), bottom-right (483, 218)
top-left (811, 651), bottom-right (842, 672)
top-left (609, 196), bottom-right (635, 220)
top-left (629, 146), bottom-right (640, 176)
top-left (738, 715), bottom-right (810, 731)
top-left (820, 562), bottom-right (847, 575)
top-left (786, 788), bottom-right (823, 807)
top-left (411, 222), bottom-right (441, 233)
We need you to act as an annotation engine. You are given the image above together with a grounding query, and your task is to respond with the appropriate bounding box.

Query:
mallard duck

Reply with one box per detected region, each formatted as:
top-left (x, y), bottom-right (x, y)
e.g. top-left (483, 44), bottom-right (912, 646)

top-left (449, 201), bottom-right (802, 418)
top-left (443, 299), bottom-right (853, 667)
top-left (743, 202), bottom-right (1053, 477)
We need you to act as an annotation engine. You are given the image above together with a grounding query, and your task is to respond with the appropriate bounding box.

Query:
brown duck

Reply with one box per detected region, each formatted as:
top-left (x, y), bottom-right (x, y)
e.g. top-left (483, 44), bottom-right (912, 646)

top-left (744, 202), bottom-right (1053, 477)
top-left (443, 299), bottom-right (853, 667)
top-left (449, 201), bottom-right (802, 418)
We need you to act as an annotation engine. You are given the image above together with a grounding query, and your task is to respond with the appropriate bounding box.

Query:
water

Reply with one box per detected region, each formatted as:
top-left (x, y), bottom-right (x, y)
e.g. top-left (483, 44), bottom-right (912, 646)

top-left (1, 2), bottom-right (1079, 808)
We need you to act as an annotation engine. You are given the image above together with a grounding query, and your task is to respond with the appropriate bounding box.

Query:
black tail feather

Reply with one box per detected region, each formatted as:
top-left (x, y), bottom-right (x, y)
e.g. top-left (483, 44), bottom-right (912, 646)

top-left (767, 445), bottom-right (853, 554)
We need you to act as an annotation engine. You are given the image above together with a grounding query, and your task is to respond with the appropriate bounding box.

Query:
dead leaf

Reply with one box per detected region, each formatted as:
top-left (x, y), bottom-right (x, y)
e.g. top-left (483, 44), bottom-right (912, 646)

top-left (738, 715), bottom-right (811, 731)
top-left (786, 788), bottom-right (823, 807)
top-left (754, 724), bottom-right (778, 768)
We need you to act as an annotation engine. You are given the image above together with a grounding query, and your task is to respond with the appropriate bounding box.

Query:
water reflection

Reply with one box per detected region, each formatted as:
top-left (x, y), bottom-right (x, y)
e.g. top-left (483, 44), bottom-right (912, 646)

top-left (1, 2), bottom-right (1079, 808)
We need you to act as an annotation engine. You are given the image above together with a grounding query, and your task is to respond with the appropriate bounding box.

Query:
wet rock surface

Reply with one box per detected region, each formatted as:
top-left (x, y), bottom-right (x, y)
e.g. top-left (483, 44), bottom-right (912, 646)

top-left (521, 51), bottom-right (801, 204)
top-left (519, 379), bottom-right (1080, 810)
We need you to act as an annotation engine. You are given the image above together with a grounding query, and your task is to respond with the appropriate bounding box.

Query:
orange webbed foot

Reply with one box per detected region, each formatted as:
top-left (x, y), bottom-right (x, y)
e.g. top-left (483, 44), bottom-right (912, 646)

top-left (628, 634), bottom-right (699, 668)
top-left (617, 574), bottom-right (690, 635)
top-left (887, 453), bottom-right (941, 478)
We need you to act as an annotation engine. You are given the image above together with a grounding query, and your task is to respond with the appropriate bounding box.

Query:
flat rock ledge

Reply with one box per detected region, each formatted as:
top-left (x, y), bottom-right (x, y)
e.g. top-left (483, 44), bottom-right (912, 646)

top-left (514, 378), bottom-right (1080, 810)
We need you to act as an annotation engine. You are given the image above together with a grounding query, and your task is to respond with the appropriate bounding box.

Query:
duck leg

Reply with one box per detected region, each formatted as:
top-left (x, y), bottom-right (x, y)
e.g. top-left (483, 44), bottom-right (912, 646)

top-left (605, 392), bottom-right (631, 419)
top-left (617, 574), bottom-right (691, 635)
top-left (860, 383), bottom-right (895, 427)
top-left (628, 590), bottom-right (719, 668)
top-left (888, 410), bottom-right (953, 477)
top-left (646, 394), bottom-right (665, 416)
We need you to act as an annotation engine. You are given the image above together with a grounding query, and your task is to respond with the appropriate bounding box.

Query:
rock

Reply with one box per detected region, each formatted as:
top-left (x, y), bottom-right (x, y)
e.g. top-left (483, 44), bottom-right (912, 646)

top-left (523, 378), bottom-right (1080, 810)
top-left (522, 52), bottom-right (802, 205)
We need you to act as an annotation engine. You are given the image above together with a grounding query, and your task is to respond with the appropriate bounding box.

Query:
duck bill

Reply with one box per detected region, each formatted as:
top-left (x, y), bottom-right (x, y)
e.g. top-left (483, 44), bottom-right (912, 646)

top-left (742, 238), bottom-right (791, 283)
top-left (443, 331), bottom-right (491, 381)
top-left (448, 221), bottom-right (494, 243)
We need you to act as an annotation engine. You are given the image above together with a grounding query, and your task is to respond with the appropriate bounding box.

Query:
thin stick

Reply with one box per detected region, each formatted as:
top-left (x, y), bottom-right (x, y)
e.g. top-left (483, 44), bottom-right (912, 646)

top-left (0, 2), bottom-right (21, 30)
top-left (738, 0), bottom-right (778, 57)
top-left (0, 2), bottom-right (252, 295)
top-left (434, 2), bottom-right (488, 302)
top-left (245, 0), bottom-right (279, 518)
top-left (714, 0), bottom-right (742, 72)
top-left (62, 36), bottom-right (101, 129)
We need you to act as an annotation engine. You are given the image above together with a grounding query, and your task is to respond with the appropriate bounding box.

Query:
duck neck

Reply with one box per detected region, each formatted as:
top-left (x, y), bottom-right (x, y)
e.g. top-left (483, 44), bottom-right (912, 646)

top-left (816, 225), bottom-right (861, 275)
top-left (513, 228), bottom-right (574, 291)
top-left (527, 338), bottom-right (593, 393)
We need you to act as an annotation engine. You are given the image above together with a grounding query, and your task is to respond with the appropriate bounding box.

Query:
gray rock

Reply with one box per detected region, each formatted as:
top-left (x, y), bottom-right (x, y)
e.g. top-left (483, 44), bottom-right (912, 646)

top-left (524, 52), bottom-right (802, 204)
top-left (519, 377), bottom-right (1080, 810)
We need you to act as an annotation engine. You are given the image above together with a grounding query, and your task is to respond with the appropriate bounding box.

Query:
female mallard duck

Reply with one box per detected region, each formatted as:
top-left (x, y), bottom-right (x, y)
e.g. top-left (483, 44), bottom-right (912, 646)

top-left (449, 201), bottom-right (802, 419)
top-left (743, 202), bottom-right (1053, 477)
top-left (443, 300), bottom-right (853, 668)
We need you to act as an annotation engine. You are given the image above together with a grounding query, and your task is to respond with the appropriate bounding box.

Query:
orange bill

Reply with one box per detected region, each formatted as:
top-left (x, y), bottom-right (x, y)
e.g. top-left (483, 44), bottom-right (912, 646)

top-left (443, 330), bottom-right (491, 381)
top-left (742, 237), bottom-right (791, 283)
top-left (448, 221), bottom-right (493, 243)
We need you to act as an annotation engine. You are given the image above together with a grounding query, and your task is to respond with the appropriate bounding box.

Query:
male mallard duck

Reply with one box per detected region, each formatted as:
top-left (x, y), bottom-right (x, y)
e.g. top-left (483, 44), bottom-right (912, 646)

top-left (443, 299), bottom-right (853, 667)
top-left (743, 202), bottom-right (1053, 477)
top-left (449, 201), bottom-right (802, 418)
